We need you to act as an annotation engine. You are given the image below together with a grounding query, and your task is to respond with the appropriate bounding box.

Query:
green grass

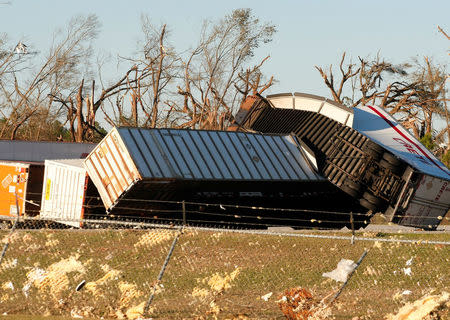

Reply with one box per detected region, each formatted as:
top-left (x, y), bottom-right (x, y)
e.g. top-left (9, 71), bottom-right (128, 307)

top-left (0, 228), bottom-right (449, 319)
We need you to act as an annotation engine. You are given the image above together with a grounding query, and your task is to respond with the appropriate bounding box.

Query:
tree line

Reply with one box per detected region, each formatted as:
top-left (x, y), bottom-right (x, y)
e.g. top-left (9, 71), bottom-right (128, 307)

top-left (0, 10), bottom-right (448, 165)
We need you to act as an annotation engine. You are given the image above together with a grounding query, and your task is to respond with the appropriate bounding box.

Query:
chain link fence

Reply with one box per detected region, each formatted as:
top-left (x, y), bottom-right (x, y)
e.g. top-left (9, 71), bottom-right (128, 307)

top-left (0, 198), bottom-right (449, 319)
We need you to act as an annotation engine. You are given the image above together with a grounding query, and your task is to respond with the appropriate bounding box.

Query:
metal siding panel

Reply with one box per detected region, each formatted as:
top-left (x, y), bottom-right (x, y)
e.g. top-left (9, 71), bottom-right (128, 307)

top-left (113, 129), bottom-right (141, 183)
top-left (191, 131), bottom-right (224, 179)
top-left (96, 144), bottom-right (121, 199)
top-left (121, 128), bottom-right (153, 178)
top-left (132, 128), bottom-right (164, 178)
top-left (160, 129), bottom-right (193, 179)
top-left (264, 136), bottom-right (292, 180)
top-left (279, 137), bottom-right (312, 180)
top-left (0, 141), bottom-right (96, 162)
top-left (217, 131), bottom-right (251, 179)
top-left (179, 130), bottom-right (213, 179)
top-left (229, 133), bottom-right (262, 180)
top-left (197, 131), bottom-right (233, 179)
top-left (252, 135), bottom-right (279, 179)
top-left (169, 130), bottom-right (203, 179)
top-left (105, 137), bottom-right (132, 188)
top-left (265, 136), bottom-right (293, 180)
top-left (151, 130), bottom-right (183, 178)
top-left (243, 134), bottom-right (272, 180)
top-left (140, 130), bottom-right (172, 178)
top-left (209, 131), bottom-right (242, 179)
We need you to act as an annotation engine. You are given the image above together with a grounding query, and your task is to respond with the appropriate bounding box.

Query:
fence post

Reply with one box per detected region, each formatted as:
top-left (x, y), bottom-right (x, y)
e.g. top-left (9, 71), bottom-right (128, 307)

top-left (0, 193), bottom-right (21, 265)
top-left (350, 212), bottom-right (355, 245)
top-left (182, 200), bottom-right (186, 226)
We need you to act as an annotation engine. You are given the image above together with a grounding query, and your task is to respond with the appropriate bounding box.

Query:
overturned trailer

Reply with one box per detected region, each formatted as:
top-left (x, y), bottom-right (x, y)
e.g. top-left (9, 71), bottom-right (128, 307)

top-left (84, 127), bottom-right (364, 228)
top-left (229, 92), bottom-right (450, 229)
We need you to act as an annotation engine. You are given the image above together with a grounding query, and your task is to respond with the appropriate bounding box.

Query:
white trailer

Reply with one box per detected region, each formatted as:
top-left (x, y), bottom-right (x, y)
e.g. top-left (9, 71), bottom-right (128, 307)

top-left (40, 159), bottom-right (102, 227)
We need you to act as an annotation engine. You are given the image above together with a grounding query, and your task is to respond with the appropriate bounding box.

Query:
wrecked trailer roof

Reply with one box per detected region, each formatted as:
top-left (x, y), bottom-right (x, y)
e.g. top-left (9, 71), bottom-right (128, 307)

top-left (84, 127), bottom-right (324, 210)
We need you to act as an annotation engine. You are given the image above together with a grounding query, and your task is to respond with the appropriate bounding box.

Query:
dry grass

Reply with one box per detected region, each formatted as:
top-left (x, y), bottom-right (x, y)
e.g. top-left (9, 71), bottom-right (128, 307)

top-left (0, 227), bottom-right (449, 319)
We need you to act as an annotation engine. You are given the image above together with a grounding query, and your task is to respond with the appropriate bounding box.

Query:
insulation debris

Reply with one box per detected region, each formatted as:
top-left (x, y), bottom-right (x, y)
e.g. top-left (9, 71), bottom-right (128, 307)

top-left (23, 255), bottom-right (85, 298)
top-left (386, 292), bottom-right (449, 320)
top-left (205, 268), bottom-right (240, 294)
top-left (84, 267), bottom-right (121, 295)
top-left (322, 259), bottom-right (357, 282)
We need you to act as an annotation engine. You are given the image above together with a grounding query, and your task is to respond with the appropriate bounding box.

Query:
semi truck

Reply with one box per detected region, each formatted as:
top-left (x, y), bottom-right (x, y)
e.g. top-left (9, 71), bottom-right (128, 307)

top-left (229, 92), bottom-right (450, 230)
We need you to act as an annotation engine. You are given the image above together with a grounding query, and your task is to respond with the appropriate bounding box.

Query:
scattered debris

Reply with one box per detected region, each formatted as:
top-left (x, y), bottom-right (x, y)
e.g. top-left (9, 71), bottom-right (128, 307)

top-left (23, 255), bottom-right (85, 298)
top-left (322, 259), bottom-right (357, 282)
top-left (2, 281), bottom-right (14, 291)
top-left (403, 267), bottom-right (412, 277)
top-left (206, 268), bottom-right (240, 294)
top-left (84, 267), bottom-right (121, 295)
top-left (277, 287), bottom-right (332, 320)
top-left (261, 292), bottom-right (273, 301)
top-left (386, 291), bottom-right (449, 320)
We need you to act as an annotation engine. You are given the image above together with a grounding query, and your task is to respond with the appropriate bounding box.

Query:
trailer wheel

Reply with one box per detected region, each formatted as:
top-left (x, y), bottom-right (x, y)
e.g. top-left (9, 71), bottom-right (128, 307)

top-left (362, 192), bottom-right (382, 206)
top-left (341, 185), bottom-right (360, 198)
top-left (341, 180), bottom-right (362, 198)
top-left (379, 159), bottom-right (403, 174)
top-left (359, 198), bottom-right (378, 212)
top-left (363, 142), bottom-right (383, 159)
top-left (382, 152), bottom-right (401, 166)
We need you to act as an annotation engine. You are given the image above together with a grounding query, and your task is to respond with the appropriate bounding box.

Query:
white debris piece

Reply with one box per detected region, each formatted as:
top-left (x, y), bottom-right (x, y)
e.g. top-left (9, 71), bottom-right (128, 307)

top-left (403, 267), bottom-right (412, 276)
top-left (402, 290), bottom-right (412, 296)
top-left (2, 281), bottom-right (14, 291)
top-left (405, 257), bottom-right (413, 266)
top-left (261, 292), bottom-right (273, 301)
top-left (322, 259), bottom-right (357, 282)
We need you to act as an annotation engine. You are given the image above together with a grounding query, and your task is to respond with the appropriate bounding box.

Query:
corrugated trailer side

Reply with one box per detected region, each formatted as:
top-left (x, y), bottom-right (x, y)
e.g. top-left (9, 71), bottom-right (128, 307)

top-left (84, 127), bottom-right (326, 211)
top-left (40, 159), bottom-right (104, 228)
top-left (0, 161), bottom-right (44, 218)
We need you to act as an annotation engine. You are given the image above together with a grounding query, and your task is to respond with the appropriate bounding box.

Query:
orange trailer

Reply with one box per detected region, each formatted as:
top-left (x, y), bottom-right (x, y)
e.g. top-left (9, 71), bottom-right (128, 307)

top-left (0, 161), bottom-right (44, 218)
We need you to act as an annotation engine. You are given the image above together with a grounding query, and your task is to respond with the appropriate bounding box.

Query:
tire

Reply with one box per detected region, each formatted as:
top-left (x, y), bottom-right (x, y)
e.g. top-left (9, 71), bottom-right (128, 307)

top-left (379, 159), bottom-right (397, 171)
top-left (341, 180), bottom-right (363, 198)
top-left (359, 198), bottom-right (378, 212)
top-left (363, 142), bottom-right (383, 159)
top-left (382, 152), bottom-right (401, 166)
top-left (347, 180), bottom-right (362, 191)
top-left (362, 191), bottom-right (382, 206)
top-left (341, 184), bottom-right (361, 198)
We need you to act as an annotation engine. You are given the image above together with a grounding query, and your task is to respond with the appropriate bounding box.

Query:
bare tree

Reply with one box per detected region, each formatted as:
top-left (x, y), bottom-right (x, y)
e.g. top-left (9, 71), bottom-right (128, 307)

top-left (110, 17), bottom-right (179, 128)
top-left (316, 53), bottom-right (449, 161)
top-left (176, 9), bottom-right (276, 130)
top-left (1, 14), bottom-right (100, 140)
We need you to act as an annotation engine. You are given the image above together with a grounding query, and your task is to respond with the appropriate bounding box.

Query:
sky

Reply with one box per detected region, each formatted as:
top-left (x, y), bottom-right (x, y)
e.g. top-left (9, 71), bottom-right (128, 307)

top-left (1, 0), bottom-right (449, 99)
